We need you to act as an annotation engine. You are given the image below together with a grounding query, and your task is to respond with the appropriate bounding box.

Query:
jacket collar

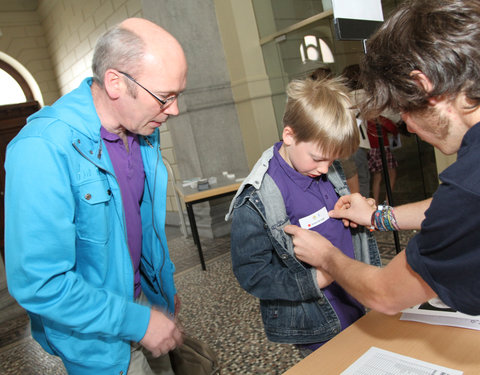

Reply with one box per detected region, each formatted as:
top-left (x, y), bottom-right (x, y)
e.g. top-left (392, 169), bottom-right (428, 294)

top-left (225, 146), bottom-right (349, 221)
top-left (29, 78), bottom-right (101, 142)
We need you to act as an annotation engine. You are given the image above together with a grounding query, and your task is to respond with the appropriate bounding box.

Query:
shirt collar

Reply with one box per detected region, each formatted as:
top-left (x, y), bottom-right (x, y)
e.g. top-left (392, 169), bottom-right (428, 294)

top-left (100, 126), bottom-right (137, 147)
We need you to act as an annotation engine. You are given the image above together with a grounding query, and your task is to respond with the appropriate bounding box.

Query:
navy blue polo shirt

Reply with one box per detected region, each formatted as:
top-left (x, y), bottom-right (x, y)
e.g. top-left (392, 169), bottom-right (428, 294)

top-left (406, 122), bottom-right (480, 315)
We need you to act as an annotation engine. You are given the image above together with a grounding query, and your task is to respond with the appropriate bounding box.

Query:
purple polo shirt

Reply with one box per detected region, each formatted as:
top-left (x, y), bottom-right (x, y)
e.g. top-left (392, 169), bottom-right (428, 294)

top-left (267, 142), bottom-right (364, 348)
top-left (101, 127), bottom-right (145, 299)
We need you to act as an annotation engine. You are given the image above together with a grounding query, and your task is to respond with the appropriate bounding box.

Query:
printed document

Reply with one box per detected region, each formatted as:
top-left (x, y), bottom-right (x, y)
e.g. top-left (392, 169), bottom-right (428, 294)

top-left (341, 347), bottom-right (462, 375)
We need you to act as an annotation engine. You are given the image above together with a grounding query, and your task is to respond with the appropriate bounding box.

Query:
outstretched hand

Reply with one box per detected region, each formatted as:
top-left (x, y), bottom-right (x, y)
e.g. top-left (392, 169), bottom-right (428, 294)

top-left (329, 193), bottom-right (376, 228)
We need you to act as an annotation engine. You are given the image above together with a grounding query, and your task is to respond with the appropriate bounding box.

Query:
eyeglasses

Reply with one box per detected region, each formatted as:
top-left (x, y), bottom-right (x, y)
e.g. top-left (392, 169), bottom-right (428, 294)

top-left (118, 71), bottom-right (180, 108)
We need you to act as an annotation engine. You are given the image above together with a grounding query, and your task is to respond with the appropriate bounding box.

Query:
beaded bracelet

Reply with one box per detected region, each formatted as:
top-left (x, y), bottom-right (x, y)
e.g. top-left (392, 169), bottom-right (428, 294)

top-left (370, 204), bottom-right (400, 231)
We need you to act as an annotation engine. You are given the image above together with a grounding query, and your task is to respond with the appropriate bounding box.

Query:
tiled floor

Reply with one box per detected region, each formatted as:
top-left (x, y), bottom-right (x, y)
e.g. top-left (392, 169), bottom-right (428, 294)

top-left (0, 227), bottom-right (417, 374)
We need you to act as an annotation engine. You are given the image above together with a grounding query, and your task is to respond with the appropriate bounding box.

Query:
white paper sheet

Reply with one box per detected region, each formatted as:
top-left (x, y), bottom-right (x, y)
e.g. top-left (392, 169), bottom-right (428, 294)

top-left (341, 347), bottom-right (463, 375)
top-left (401, 297), bottom-right (480, 330)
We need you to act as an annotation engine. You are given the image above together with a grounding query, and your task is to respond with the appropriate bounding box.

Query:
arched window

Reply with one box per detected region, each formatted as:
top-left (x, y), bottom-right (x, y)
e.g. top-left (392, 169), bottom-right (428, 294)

top-left (300, 35), bottom-right (334, 64)
top-left (0, 60), bottom-right (35, 105)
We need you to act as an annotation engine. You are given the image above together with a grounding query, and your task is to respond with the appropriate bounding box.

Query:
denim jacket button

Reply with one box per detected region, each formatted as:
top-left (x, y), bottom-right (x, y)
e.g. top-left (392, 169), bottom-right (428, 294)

top-left (263, 223), bottom-right (268, 229)
top-left (280, 254), bottom-right (288, 260)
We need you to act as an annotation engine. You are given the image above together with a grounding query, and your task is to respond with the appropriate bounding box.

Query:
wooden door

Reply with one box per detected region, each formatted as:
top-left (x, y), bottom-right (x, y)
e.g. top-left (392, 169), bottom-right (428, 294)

top-left (0, 101), bottom-right (40, 261)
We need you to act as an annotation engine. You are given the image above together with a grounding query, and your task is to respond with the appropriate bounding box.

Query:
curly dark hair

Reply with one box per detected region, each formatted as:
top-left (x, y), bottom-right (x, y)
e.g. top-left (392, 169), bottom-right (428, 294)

top-left (360, 0), bottom-right (480, 119)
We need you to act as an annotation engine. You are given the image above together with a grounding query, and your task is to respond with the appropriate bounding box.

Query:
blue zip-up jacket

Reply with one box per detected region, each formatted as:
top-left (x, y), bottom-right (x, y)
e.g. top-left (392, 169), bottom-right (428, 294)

top-left (226, 147), bottom-right (380, 344)
top-left (4, 78), bottom-right (176, 374)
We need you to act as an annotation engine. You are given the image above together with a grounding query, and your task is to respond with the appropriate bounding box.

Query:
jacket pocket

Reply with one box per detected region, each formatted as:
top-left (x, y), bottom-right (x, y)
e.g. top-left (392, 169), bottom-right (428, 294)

top-left (74, 178), bottom-right (112, 243)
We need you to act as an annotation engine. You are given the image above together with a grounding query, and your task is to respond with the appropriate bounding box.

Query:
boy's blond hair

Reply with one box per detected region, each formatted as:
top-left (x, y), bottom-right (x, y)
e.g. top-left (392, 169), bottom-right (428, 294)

top-left (282, 76), bottom-right (359, 159)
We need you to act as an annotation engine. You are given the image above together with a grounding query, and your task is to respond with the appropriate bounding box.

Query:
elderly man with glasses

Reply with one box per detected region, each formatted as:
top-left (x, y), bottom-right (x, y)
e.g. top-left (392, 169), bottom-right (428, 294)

top-left (5, 18), bottom-right (187, 375)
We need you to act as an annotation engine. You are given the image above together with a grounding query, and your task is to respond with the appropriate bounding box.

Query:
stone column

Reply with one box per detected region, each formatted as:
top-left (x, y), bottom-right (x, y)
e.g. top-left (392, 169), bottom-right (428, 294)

top-left (142, 0), bottom-right (250, 238)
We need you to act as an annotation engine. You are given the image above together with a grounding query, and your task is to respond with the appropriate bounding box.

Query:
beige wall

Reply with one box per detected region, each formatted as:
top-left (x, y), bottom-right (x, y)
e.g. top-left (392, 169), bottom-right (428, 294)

top-left (0, 9), bottom-right (59, 105)
top-left (37, 0), bottom-right (143, 95)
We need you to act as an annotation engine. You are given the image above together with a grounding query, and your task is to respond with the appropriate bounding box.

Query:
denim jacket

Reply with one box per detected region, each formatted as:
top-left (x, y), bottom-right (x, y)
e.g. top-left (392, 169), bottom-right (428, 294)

top-left (226, 146), bottom-right (380, 344)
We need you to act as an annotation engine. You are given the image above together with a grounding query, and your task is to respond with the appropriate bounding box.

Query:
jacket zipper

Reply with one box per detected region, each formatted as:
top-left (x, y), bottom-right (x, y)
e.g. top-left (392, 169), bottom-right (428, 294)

top-left (143, 136), bottom-right (170, 312)
top-left (74, 137), bottom-right (171, 312)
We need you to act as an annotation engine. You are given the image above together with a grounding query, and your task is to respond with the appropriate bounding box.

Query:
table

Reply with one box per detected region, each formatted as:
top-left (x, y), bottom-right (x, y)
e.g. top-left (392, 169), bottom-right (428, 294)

top-left (283, 310), bottom-right (480, 374)
top-left (175, 175), bottom-right (243, 270)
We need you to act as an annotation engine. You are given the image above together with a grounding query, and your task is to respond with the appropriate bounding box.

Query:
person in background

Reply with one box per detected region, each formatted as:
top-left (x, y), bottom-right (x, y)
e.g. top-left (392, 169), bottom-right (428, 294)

top-left (5, 18), bottom-right (187, 374)
top-left (226, 77), bottom-right (380, 357)
top-left (367, 115), bottom-right (399, 203)
top-left (285, 0), bottom-right (480, 317)
top-left (309, 66), bottom-right (332, 80)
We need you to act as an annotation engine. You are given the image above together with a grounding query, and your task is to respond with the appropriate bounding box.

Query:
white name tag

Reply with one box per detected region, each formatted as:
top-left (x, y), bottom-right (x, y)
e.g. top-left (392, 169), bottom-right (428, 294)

top-left (298, 207), bottom-right (329, 229)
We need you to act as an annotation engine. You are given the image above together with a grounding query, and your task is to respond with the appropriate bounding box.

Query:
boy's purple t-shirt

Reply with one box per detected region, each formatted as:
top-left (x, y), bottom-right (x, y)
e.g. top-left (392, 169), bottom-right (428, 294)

top-left (267, 142), bottom-right (364, 349)
top-left (101, 127), bottom-right (145, 298)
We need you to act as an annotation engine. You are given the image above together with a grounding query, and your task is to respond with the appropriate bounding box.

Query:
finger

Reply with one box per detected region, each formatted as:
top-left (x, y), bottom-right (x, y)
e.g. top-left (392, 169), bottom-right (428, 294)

top-left (283, 224), bottom-right (298, 235)
top-left (333, 198), bottom-right (349, 210)
top-left (294, 251), bottom-right (305, 261)
top-left (328, 209), bottom-right (343, 219)
top-left (174, 327), bottom-right (184, 346)
top-left (366, 198), bottom-right (376, 207)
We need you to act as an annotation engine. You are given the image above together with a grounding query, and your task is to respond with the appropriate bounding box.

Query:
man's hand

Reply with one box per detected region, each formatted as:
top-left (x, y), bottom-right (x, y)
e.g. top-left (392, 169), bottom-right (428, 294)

top-left (140, 308), bottom-right (184, 357)
top-left (329, 193), bottom-right (376, 228)
top-left (284, 224), bottom-right (337, 268)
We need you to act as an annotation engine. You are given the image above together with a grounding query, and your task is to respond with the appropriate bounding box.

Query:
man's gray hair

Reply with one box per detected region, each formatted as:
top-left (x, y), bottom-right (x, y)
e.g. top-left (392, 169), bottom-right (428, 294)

top-left (92, 25), bottom-right (146, 87)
